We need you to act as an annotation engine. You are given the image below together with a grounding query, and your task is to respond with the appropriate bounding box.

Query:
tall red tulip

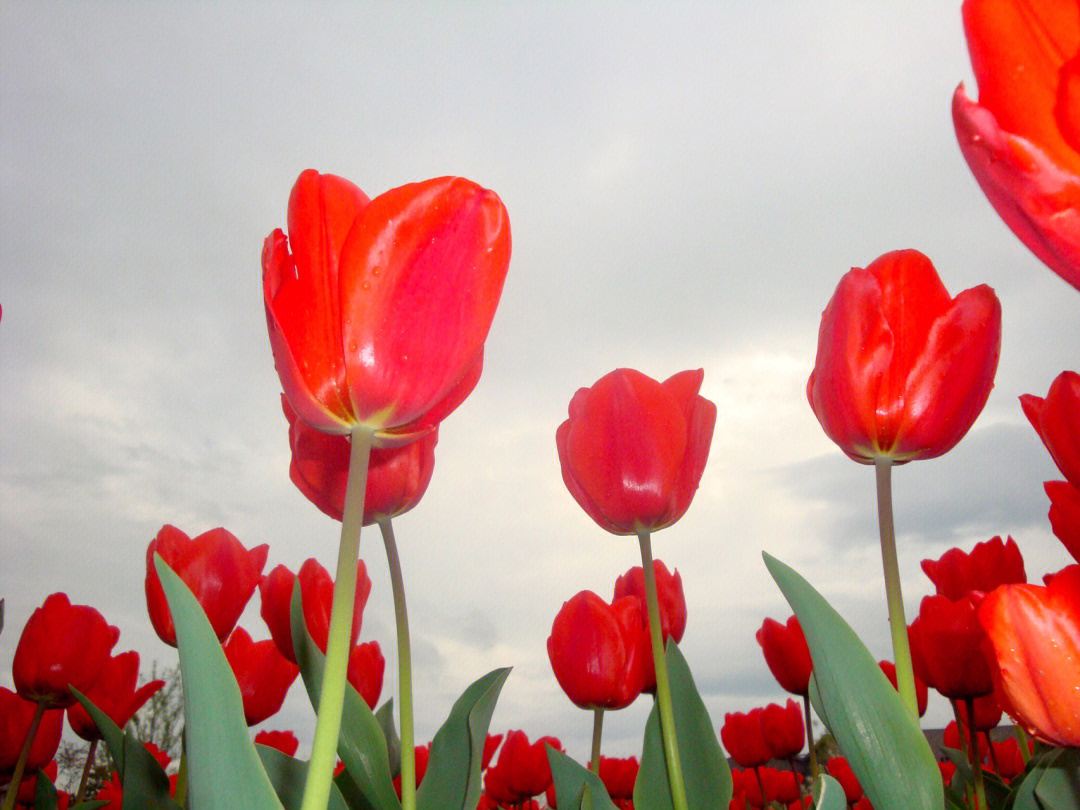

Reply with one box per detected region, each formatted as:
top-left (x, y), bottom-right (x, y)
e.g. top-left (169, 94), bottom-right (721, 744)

top-left (807, 249), bottom-right (1001, 464)
top-left (12, 593), bottom-right (119, 708)
top-left (282, 397), bottom-right (438, 523)
top-left (1021, 370), bottom-right (1080, 490)
top-left (756, 616), bottom-right (813, 696)
top-left (976, 564), bottom-right (1080, 746)
top-left (222, 627), bottom-right (300, 726)
top-left (145, 525), bottom-right (268, 646)
top-left (908, 594), bottom-right (995, 700)
top-left (263, 170), bottom-right (511, 443)
top-left (759, 700), bottom-right (804, 760)
top-left (0, 689), bottom-right (63, 776)
top-left (1046, 480), bottom-right (1080, 563)
top-left (953, 0), bottom-right (1080, 290)
top-left (66, 651), bottom-right (164, 742)
top-left (259, 558), bottom-right (371, 663)
top-left (556, 368), bottom-right (716, 535)
top-left (720, 709), bottom-right (773, 769)
top-left (920, 535), bottom-right (1026, 601)
top-left (546, 591), bottom-right (650, 710)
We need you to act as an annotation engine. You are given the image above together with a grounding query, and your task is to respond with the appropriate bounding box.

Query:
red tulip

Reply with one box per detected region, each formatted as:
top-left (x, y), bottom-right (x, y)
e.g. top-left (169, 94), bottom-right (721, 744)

top-left (1046, 480), bottom-right (1080, 563)
top-left (556, 368), bottom-right (716, 534)
top-left (1021, 370), bottom-right (1080, 491)
top-left (393, 744), bottom-right (430, 799)
top-left (825, 757), bottom-right (863, 803)
top-left (953, 0), bottom-right (1080, 290)
top-left (483, 730), bottom-right (561, 802)
top-left (0, 688), bottom-right (63, 776)
top-left (145, 525), bottom-right (269, 646)
top-left (759, 700), bottom-right (804, 760)
top-left (259, 558), bottom-right (371, 663)
top-left (944, 719), bottom-right (990, 761)
top-left (920, 535), bottom-right (1026, 602)
top-left (976, 563), bottom-right (1080, 746)
top-left (756, 616), bottom-right (813, 696)
top-left (807, 249), bottom-right (1001, 464)
top-left (263, 170), bottom-right (511, 444)
top-left (878, 660), bottom-right (928, 718)
top-left (721, 708), bottom-right (773, 769)
top-left (612, 559), bottom-right (687, 691)
top-left (595, 756), bottom-right (638, 804)
top-left (991, 736), bottom-right (1032, 781)
top-left (955, 692), bottom-right (1003, 732)
top-left (908, 594), bottom-right (995, 700)
top-left (282, 396), bottom-right (439, 523)
top-left (223, 626), bottom-right (300, 726)
top-left (66, 651), bottom-right (164, 742)
top-left (347, 640), bottom-right (385, 710)
top-left (254, 729), bottom-right (299, 757)
top-left (481, 733), bottom-right (503, 770)
top-left (546, 591), bottom-right (649, 710)
top-left (12, 593), bottom-right (119, 708)
top-left (13, 760), bottom-right (58, 805)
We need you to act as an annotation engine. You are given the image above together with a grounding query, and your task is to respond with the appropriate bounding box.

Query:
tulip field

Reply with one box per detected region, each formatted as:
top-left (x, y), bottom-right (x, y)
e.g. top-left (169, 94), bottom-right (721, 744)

top-left (2, 1), bottom-right (1079, 810)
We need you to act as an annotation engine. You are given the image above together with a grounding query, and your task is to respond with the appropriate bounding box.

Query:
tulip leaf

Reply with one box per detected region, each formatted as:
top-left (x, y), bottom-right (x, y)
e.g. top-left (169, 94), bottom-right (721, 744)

top-left (811, 774), bottom-right (847, 810)
top-left (376, 699), bottom-right (401, 777)
top-left (291, 583), bottom-right (401, 810)
top-left (547, 747), bottom-right (620, 810)
top-left (417, 667), bottom-right (511, 810)
top-left (255, 744), bottom-right (350, 810)
top-left (634, 641), bottom-right (732, 810)
top-left (71, 686), bottom-right (180, 810)
top-left (764, 553), bottom-right (943, 810)
top-left (31, 768), bottom-right (58, 810)
top-left (154, 554), bottom-right (285, 810)
top-left (1009, 746), bottom-right (1080, 810)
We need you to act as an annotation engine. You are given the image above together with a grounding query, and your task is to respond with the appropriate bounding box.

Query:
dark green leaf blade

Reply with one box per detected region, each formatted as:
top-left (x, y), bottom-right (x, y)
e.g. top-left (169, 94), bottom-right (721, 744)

top-left (1034, 747), bottom-right (1080, 810)
top-left (255, 744), bottom-right (350, 810)
top-left (763, 553), bottom-right (943, 810)
top-left (154, 554), bottom-right (284, 810)
top-left (547, 747), bottom-right (620, 810)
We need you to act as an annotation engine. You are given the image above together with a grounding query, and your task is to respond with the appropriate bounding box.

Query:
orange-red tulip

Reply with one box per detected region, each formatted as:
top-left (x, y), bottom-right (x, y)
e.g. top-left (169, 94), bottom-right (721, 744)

top-left (977, 564), bottom-right (1080, 746)
top-left (1021, 370), bottom-right (1080, 490)
top-left (556, 368), bottom-right (716, 535)
top-left (953, 0), bottom-right (1080, 290)
top-left (263, 170), bottom-right (510, 444)
top-left (807, 249), bottom-right (1001, 463)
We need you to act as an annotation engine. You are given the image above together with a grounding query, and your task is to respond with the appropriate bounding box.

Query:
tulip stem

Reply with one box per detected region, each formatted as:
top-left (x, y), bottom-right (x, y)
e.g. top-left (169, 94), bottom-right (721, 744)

top-left (300, 426), bottom-right (374, 810)
top-left (75, 739), bottom-right (98, 804)
top-left (589, 709), bottom-right (604, 775)
top-left (380, 517), bottom-right (417, 810)
top-left (637, 530), bottom-right (689, 810)
top-left (965, 698), bottom-right (988, 810)
top-left (2, 701), bottom-right (44, 810)
top-left (175, 738), bottom-right (188, 806)
top-left (952, 701), bottom-right (976, 809)
top-left (1013, 726), bottom-right (1031, 765)
top-left (802, 693), bottom-right (819, 781)
top-left (874, 458), bottom-right (918, 721)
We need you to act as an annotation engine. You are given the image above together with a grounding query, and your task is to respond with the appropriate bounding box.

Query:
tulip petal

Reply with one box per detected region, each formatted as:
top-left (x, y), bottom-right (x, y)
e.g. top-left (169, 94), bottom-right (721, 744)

top-left (1046, 480), bottom-right (1080, 563)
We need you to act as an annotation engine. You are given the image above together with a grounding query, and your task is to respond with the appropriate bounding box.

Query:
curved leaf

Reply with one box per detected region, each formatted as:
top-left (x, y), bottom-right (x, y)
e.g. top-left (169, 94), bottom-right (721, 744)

top-left (812, 774), bottom-right (848, 810)
top-left (547, 748), bottom-right (620, 810)
top-left (255, 744), bottom-right (350, 810)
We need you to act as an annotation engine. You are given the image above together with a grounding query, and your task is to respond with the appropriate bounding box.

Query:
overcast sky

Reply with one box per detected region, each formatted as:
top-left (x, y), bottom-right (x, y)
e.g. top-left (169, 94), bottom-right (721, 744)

top-left (3, 2), bottom-right (1078, 765)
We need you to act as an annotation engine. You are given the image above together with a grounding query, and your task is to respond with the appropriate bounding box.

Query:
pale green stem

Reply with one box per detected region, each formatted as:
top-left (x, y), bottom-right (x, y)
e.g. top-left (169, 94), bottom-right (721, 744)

top-left (2, 702), bottom-right (45, 810)
top-left (1013, 725), bottom-right (1031, 764)
top-left (874, 458), bottom-right (918, 721)
top-left (300, 427), bottom-right (374, 810)
top-left (952, 700), bottom-right (975, 809)
top-left (75, 739), bottom-right (99, 804)
top-left (379, 517), bottom-right (416, 810)
top-left (589, 709), bottom-right (604, 775)
top-left (802, 692), bottom-right (819, 782)
top-left (965, 698), bottom-right (988, 810)
top-left (637, 530), bottom-right (689, 810)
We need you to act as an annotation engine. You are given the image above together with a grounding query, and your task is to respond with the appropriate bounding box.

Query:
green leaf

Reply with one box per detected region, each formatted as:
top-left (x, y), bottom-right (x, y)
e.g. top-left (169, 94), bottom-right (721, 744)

top-left (70, 803), bottom-right (110, 810)
top-left (763, 553), bottom-right (943, 810)
top-left (547, 748), bottom-right (620, 810)
top-left (291, 583), bottom-right (401, 810)
top-left (31, 767), bottom-right (58, 810)
top-left (375, 700), bottom-right (401, 777)
top-left (154, 554), bottom-right (284, 810)
top-left (255, 744), bottom-right (350, 810)
top-left (417, 668), bottom-right (510, 810)
top-left (1034, 747), bottom-right (1080, 810)
top-left (70, 687), bottom-right (180, 810)
top-left (634, 642), bottom-right (732, 810)
top-left (812, 774), bottom-right (848, 810)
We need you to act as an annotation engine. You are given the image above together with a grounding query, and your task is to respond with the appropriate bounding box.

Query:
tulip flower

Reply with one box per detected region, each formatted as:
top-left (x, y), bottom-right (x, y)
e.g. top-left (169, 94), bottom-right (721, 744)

top-left (953, 0), bottom-right (1080, 290)
top-left (282, 397), bottom-right (438, 524)
top-left (908, 594), bottom-right (995, 700)
top-left (263, 170), bottom-right (510, 443)
top-left (1021, 370), bottom-right (1080, 491)
top-left (612, 560), bottom-right (687, 691)
top-left (557, 368), bottom-right (715, 535)
top-left (976, 564), bottom-right (1080, 746)
top-left (921, 535), bottom-right (1026, 601)
top-left (145, 525), bottom-right (268, 646)
top-left (481, 733), bottom-right (503, 770)
top-left (393, 744), bottom-right (430, 799)
top-left (259, 558), bottom-right (371, 663)
top-left (759, 700), bottom-right (804, 761)
top-left (222, 627), bottom-right (300, 726)
top-left (547, 591), bottom-right (650, 710)
top-left (756, 616), bottom-right (812, 697)
top-left (12, 593), bottom-right (119, 709)
top-left (0, 688), bottom-right (63, 776)
top-left (595, 756), bottom-right (638, 808)
top-left (956, 692), bottom-right (1003, 733)
top-left (253, 730), bottom-right (299, 757)
top-left (825, 757), bottom-right (864, 804)
top-left (12, 760), bottom-right (58, 806)
top-left (66, 651), bottom-right (164, 742)
top-left (807, 249), bottom-right (1001, 464)
top-left (1046, 480), bottom-right (1080, 563)
top-left (721, 709), bottom-right (773, 769)
top-left (878, 660), bottom-right (928, 717)
top-left (346, 640), bottom-right (385, 710)
top-left (943, 719), bottom-right (990, 761)
top-left (483, 730), bottom-right (561, 804)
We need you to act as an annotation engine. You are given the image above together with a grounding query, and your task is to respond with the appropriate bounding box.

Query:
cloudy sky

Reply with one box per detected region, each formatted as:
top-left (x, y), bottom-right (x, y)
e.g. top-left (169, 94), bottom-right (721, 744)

top-left (3, 1), bottom-right (1078, 765)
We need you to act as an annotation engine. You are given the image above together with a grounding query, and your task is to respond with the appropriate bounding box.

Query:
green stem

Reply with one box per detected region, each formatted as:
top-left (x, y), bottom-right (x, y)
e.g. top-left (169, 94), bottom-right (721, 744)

top-left (802, 692), bottom-right (819, 782)
top-left (589, 709), bottom-right (604, 775)
top-left (300, 427), bottom-right (374, 810)
top-left (2, 701), bottom-right (45, 810)
top-left (637, 530), bottom-right (689, 810)
top-left (174, 738), bottom-right (187, 806)
top-left (1013, 725), bottom-right (1031, 765)
top-left (380, 517), bottom-right (416, 810)
top-left (966, 698), bottom-right (988, 810)
top-left (952, 701), bottom-right (975, 809)
top-left (874, 458), bottom-right (918, 721)
top-left (75, 739), bottom-right (99, 804)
